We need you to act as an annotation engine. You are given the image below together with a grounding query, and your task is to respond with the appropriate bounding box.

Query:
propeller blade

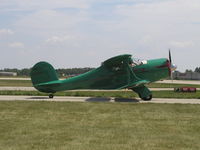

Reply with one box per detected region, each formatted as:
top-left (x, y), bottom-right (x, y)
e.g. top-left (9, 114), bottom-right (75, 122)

top-left (168, 49), bottom-right (177, 80)
top-left (169, 49), bottom-right (172, 63)
top-left (168, 49), bottom-right (172, 79)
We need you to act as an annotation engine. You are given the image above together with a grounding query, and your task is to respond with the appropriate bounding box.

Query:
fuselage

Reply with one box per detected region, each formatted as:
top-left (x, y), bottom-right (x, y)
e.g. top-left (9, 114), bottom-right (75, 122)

top-left (34, 57), bottom-right (170, 93)
top-left (133, 58), bottom-right (170, 82)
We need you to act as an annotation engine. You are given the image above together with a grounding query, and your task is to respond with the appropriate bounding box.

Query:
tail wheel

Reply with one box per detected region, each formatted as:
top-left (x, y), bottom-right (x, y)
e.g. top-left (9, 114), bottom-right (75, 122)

top-left (140, 94), bottom-right (152, 101)
top-left (49, 94), bottom-right (54, 99)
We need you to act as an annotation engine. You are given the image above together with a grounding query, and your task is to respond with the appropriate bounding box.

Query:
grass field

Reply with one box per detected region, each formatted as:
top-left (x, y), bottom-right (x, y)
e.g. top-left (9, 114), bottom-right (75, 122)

top-left (0, 90), bottom-right (200, 99)
top-left (0, 80), bottom-right (32, 87)
top-left (1, 79), bottom-right (200, 88)
top-left (147, 83), bottom-right (200, 88)
top-left (0, 101), bottom-right (200, 150)
top-left (0, 79), bottom-right (200, 99)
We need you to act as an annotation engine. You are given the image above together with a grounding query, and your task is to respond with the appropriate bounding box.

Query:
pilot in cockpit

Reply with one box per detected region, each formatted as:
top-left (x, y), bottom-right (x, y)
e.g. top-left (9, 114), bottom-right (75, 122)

top-left (130, 57), bottom-right (147, 67)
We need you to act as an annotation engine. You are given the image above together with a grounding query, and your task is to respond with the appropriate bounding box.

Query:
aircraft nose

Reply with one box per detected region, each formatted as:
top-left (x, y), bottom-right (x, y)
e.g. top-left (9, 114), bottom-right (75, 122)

top-left (170, 63), bottom-right (177, 71)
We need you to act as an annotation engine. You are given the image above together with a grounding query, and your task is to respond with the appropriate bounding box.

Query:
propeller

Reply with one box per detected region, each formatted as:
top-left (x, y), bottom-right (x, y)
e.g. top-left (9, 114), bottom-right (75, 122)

top-left (168, 49), bottom-right (177, 79)
top-left (169, 49), bottom-right (172, 64)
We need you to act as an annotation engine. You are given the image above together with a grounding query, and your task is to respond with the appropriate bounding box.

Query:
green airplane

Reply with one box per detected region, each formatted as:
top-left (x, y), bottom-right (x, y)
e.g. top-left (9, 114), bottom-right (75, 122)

top-left (30, 51), bottom-right (176, 100)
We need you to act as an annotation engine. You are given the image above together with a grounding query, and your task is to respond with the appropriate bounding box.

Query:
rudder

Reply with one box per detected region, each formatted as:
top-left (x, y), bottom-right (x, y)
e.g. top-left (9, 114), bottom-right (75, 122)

top-left (30, 61), bottom-right (59, 86)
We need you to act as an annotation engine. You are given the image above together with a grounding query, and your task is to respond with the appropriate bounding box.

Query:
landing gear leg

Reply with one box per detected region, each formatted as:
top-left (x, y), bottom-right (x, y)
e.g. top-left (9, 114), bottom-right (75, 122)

top-left (49, 94), bottom-right (54, 99)
top-left (131, 86), bottom-right (152, 101)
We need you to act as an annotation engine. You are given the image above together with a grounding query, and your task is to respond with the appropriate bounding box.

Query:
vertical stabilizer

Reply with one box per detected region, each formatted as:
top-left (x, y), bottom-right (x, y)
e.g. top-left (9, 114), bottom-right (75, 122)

top-left (30, 61), bottom-right (58, 86)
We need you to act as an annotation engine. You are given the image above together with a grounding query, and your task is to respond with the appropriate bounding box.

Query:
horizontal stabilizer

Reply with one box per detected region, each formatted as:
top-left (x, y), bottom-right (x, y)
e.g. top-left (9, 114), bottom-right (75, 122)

top-left (34, 80), bottom-right (62, 93)
top-left (36, 81), bottom-right (61, 87)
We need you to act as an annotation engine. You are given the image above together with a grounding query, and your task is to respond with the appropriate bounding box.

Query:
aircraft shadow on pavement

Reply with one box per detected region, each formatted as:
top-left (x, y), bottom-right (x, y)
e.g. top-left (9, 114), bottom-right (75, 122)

top-left (86, 97), bottom-right (139, 103)
top-left (26, 96), bottom-right (140, 103)
top-left (27, 97), bottom-right (49, 99)
top-left (114, 98), bottom-right (139, 102)
top-left (85, 97), bottom-right (111, 102)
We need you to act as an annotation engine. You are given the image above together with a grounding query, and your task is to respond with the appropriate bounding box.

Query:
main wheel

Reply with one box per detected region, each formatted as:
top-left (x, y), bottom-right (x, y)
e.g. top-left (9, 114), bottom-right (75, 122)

top-left (140, 94), bottom-right (152, 101)
top-left (49, 94), bottom-right (54, 99)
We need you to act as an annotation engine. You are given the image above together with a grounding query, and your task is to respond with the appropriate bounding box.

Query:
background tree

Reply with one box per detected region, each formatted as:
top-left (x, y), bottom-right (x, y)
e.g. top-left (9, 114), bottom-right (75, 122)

top-left (195, 67), bottom-right (200, 73)
top-left (185, 69), bottom-right (193, 73)
top-left (0, 68), bottom-right (95, 77)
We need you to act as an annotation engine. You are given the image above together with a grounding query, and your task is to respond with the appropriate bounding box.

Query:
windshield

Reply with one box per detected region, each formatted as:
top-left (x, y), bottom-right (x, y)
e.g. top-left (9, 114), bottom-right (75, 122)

top-left (131, 57), bottom-right (147, 66)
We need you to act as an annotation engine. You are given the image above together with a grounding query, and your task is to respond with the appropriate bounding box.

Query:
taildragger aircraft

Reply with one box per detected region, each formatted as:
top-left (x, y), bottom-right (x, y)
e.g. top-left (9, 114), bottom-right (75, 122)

top-left (30, 51), bottom-right (176, 101)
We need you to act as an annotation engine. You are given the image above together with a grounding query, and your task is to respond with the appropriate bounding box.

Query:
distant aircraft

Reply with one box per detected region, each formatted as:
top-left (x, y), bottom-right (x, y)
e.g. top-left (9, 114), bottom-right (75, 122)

top-left (30, 51), bottom-right (176, 100)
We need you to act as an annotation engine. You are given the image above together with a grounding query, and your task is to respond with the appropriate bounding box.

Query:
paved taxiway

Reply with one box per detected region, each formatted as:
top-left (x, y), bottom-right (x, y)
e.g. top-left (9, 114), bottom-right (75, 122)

top-left (157, 80), bottom-right (200, 85)
top-left (0, 78), bottom-right (199, 104)
top-left (0, 95), bottom-right (199, 104)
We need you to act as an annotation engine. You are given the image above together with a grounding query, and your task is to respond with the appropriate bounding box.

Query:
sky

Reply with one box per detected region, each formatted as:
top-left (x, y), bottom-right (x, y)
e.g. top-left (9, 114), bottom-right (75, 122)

top-left (0, 0), bottom-right (200, 72)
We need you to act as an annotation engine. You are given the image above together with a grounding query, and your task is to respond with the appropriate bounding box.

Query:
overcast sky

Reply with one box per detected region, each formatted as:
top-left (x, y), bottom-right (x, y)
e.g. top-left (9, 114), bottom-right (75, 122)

top-left (0, 0), bottom-right (200, 71)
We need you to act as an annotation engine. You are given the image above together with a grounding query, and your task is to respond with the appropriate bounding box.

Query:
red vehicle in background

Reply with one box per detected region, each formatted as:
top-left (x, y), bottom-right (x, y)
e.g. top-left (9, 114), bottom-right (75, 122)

top-left (174, 87), bottom-right (197, 92)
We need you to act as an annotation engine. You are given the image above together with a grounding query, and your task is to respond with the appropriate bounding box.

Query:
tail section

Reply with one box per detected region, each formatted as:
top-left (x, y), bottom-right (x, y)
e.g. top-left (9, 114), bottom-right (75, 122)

top-left (31, 61), bottom-right (58, 86)
top-left (30, 62), bottom-right (59, 93)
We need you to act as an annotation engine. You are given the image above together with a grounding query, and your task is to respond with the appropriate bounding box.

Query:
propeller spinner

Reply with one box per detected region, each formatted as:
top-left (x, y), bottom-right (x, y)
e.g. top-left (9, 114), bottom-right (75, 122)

top-left (169, 49), bottom-right (177, 72)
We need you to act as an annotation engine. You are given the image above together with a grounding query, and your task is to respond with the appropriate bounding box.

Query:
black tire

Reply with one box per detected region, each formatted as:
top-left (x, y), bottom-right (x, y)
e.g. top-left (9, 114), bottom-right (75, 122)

top-left (141, 94), bottom-right (152, 101)
top-left (49, 94), bottom-right (54, 99)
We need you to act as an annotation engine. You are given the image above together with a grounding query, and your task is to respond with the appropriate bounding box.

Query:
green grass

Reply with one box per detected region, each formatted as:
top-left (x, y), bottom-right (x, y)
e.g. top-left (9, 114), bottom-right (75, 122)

top-left (147, 83), bottom-right (200, 88)
top-left (153, 91), bottom-right (200, 99)
top-left (0, 90), bottom-right (200, 99)
top-left (0, 76), bottom-right (29, 78)
top-left (0, 80), bottom-right (32, 87)
top-left (0, 90), bottom-right (138, 97)
top-left (0, 101), bottom-right (200, 150)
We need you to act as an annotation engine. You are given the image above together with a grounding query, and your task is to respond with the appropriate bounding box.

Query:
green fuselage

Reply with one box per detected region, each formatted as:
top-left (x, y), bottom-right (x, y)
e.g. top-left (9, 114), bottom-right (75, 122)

top-left (33, 57), bottom-right (170, 94)
top-left (133, 58), bottom-right (170, 83)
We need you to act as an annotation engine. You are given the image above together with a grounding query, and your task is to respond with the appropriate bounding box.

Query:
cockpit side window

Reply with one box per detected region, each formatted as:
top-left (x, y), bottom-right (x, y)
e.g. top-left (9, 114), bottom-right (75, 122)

top-left (131, 57), bottom-right (147, 66)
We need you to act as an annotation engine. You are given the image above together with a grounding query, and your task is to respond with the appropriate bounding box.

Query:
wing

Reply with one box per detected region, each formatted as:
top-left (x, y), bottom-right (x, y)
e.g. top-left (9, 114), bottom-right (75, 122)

top-left (102, 54), bottom-right (132, 68)
top-left (93, 54), bottom-right (141, 89)
top-left (100, 54), bottom-right (151, 89)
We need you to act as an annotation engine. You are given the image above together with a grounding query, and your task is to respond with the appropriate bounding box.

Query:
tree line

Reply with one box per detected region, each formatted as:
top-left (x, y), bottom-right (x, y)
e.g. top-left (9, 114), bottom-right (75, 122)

top-left (56, 68), bottom-right (95, 77)
top-left (184, 67), bottom-right (200, 73)
top-left (0, 68), bottom-right (31, 76)
top-left (195, 67), bottom-right (200, 73)
top-left (1, 66), bottom-right (200, 77)
top-left (0, 68), bottom-right (95, 77)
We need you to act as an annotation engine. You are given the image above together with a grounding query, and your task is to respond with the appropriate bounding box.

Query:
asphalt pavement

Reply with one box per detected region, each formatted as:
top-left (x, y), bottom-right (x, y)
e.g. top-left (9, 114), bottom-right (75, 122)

top-left (0, 78), bottom-right (199, 104)
top-left (0, 95), bottom-right (199, 104)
